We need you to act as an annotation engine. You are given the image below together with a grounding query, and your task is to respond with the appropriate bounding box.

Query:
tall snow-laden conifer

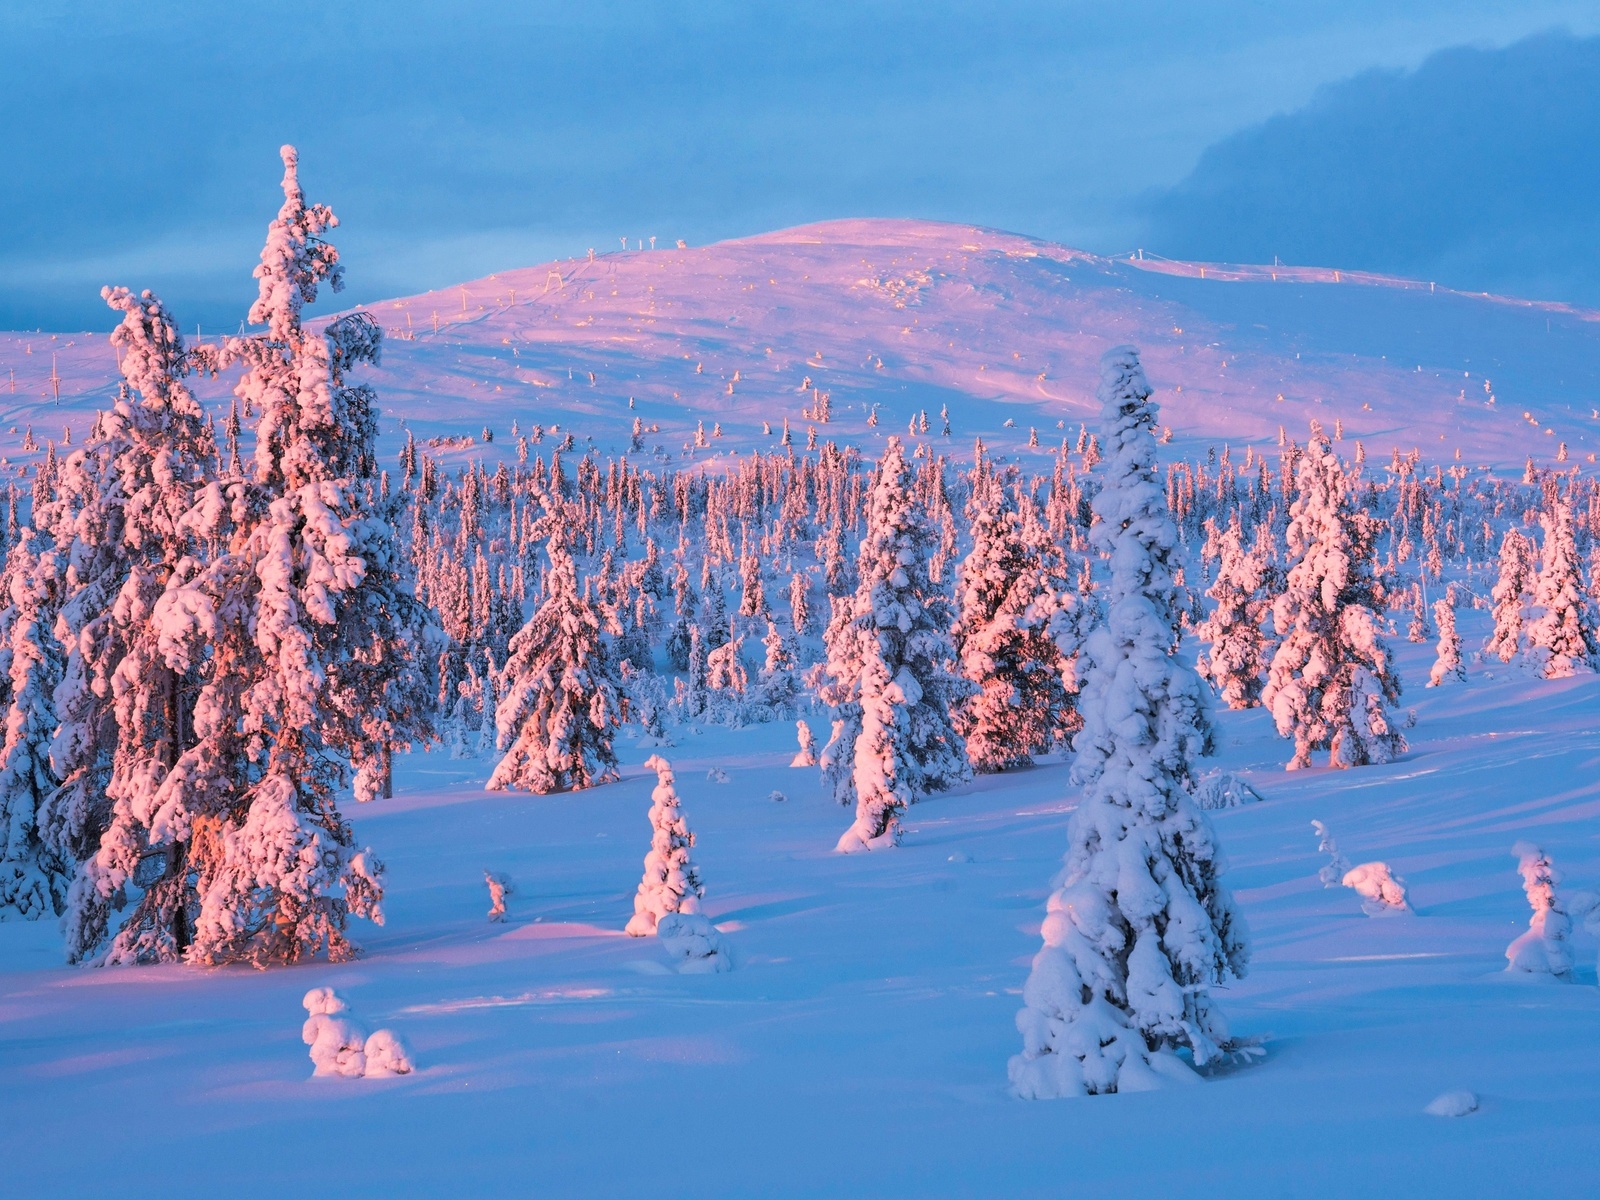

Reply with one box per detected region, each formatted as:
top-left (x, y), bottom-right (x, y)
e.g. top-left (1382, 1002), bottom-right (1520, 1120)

top-left (1526, 500), bottom-right (1597, 678)
top-left (488, 521), bottom-right (622, 794)
top-left (58, 287), bottom-right (216, 959)
top-left (951, 462), bottom-right (1072, 770)
top-left (80, 147), bottom-right (423, 969)
top-left (1010, 346), bottom-right (1249, 1098)
top-left (0, 531), bottom-right (67, 918)
top-left (1262, 426), bottom-right (1404, 770)
top-left (832, 437), bottom-right (969, 852)
top-left (1195, 511), bottom-right (1271, 709)
top-left (1485, 527), bottom-right (1533, 663)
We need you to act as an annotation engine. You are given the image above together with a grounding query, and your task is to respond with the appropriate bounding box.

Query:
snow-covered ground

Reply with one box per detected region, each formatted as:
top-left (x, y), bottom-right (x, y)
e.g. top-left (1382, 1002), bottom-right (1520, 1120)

top-left (1, 605), bottom-right (1595, 1197)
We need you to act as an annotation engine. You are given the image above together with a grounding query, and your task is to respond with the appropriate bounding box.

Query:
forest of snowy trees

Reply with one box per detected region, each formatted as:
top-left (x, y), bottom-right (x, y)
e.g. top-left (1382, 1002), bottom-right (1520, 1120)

top-left (0, 148), bottom-right (1595, 1098)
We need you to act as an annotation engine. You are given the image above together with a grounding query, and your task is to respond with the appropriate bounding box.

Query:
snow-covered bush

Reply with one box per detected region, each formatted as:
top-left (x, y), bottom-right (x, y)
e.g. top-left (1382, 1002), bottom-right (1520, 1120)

top-left (1009, 347), bottom-right (1249, 1099)
top-left (625, 755), bottom-right (704, 937)
top-left (1191, 770), bottom-right (1262, 811)
top-left (1504, 841), bottom-right (1572, 977)
top-left (301, 988), bottom-right (413, 1078)
top-left (1341, 862), bottom-right (1409, 916)
top-left (657, 911), bottom-right (731, 973)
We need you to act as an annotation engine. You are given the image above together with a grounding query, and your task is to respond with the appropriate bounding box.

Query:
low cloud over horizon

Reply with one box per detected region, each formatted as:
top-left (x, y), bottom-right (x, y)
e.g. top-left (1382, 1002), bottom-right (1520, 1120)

top-left (1142, 30), bottom-right (1600, 305)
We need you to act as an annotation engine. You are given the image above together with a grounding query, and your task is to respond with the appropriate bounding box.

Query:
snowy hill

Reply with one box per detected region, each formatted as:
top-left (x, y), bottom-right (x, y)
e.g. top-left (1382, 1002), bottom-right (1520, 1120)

top-left (4, 217), bottom-right (1598, 473)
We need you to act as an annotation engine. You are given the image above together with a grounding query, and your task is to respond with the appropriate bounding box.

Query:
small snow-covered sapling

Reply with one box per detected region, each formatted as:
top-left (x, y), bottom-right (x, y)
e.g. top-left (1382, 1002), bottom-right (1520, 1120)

top-left (485, 871), bottom-right (514, 923)
top-left (790, 720), bottom-right (818, 767)
top-left (1505, 842), bottom-right (1573, 978)
top-left (1312, 821), bottom-right (1351, 888)
top-left (626, 755), bottom-right (705, 937)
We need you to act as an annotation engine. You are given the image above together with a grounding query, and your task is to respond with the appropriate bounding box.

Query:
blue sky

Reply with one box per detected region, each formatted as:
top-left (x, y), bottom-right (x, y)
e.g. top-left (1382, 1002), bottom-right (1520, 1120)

top-left (3, 1), bottom-right (1597, 329)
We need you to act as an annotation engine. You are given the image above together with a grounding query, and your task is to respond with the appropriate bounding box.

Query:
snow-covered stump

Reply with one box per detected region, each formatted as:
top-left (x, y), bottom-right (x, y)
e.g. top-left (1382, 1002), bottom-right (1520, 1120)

top-left (1009, 346), bottom-right (1250, 1098)
top-left (625, 755), bottom-right (704, 937)
top-left (1505, 842), bottom-right (1573, 978)
top-left (301, 988), bottom-right (413, 1078)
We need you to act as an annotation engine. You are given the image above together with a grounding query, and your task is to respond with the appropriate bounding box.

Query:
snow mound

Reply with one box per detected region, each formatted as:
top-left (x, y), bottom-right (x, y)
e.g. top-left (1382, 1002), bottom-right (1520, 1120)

top-left (1342, 862), bottom-right (1410, 915)
top-left (1424, 1090), bottom-right (1479, 1117)
top-left (301, 989), bottom-right (414, 1078)
top-left (707, 767), bottom-right (731, 784)
top-left (768, 790), bottom-right (787, 803)
top-left (657, 912), bottom-right (732, 973)
top-left (948, 852), bottom-right (974, 863)
top-left (1192, 770), bottom-right (1262, 810)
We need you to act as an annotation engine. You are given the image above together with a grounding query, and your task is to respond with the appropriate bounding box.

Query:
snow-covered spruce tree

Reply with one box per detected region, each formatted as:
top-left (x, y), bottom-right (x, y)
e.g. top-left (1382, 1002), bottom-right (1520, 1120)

top-left (54, 287), bottom-right (216, 958)
top-left (0, 531), bottom-right (68, 919)
top-left (624, 754), bottom-right (704, 936)
top-left (1427, 598), bottom-right (1464, 687)
top-left (1484, 527), bottom-right (1533, 663)
top-left (814, 593), bottom-right (862, 808)
top-left (1195, 510), bottom-right (1271, 710)
top-left (1262, 426), bottom-right (1405, 770)
top-left (100, 147), bottom-right (427, 968)
top-left (488, 525), bottom-right (621, 794)
top-left (1009, 346), bottom-right (1249, 1098)
top-left (951, 465), bottom-right (1071, 771)
top-left (832, 437), bottom-right (970, 852)
top-left (1526, 499), bottom-right (1598, 678)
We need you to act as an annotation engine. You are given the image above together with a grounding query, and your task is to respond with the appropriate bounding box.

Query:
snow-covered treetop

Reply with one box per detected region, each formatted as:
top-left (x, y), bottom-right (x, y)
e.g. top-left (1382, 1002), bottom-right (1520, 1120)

top-left (1088, 344), bottom-right (1182, 635)
top-left (249, 145), bottom-right (344, 342)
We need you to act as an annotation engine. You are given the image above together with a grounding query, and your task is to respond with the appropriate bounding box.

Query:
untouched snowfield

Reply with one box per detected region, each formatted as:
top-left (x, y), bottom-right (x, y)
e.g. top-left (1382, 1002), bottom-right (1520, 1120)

top-left (1, 608), bottom-right (1596, 1198)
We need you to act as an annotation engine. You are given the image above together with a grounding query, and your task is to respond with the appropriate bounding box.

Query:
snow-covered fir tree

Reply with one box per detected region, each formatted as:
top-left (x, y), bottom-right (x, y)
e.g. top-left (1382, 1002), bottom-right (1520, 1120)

top-left (1526, 499), bottom-right (1597, 678)
top-left (831, 437), bottom-right (970, 851)
top-left (951, 459), bottom-right (1073, 771)
top-left (55, 286), bottom-right (216, 958)
top-left (0, 531), bottom-right (67, 919)
top-left (1263, 425), bottom-right (1405, 770)
top-left (182, 146), bottom-right (421, 967)
top-left (489, 524), bottom-right (621, 794)
top-left (1485, 527), bottom-right (1533, 663)
top-left (624, 754), bottom-right (704, 936)
top-left (1009, 346), bottom-right (1249, 1098)
top-left (1195, 510), bottom-right (1272, 709)
top-left (1427, 598), bottom-right (1464, 687)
